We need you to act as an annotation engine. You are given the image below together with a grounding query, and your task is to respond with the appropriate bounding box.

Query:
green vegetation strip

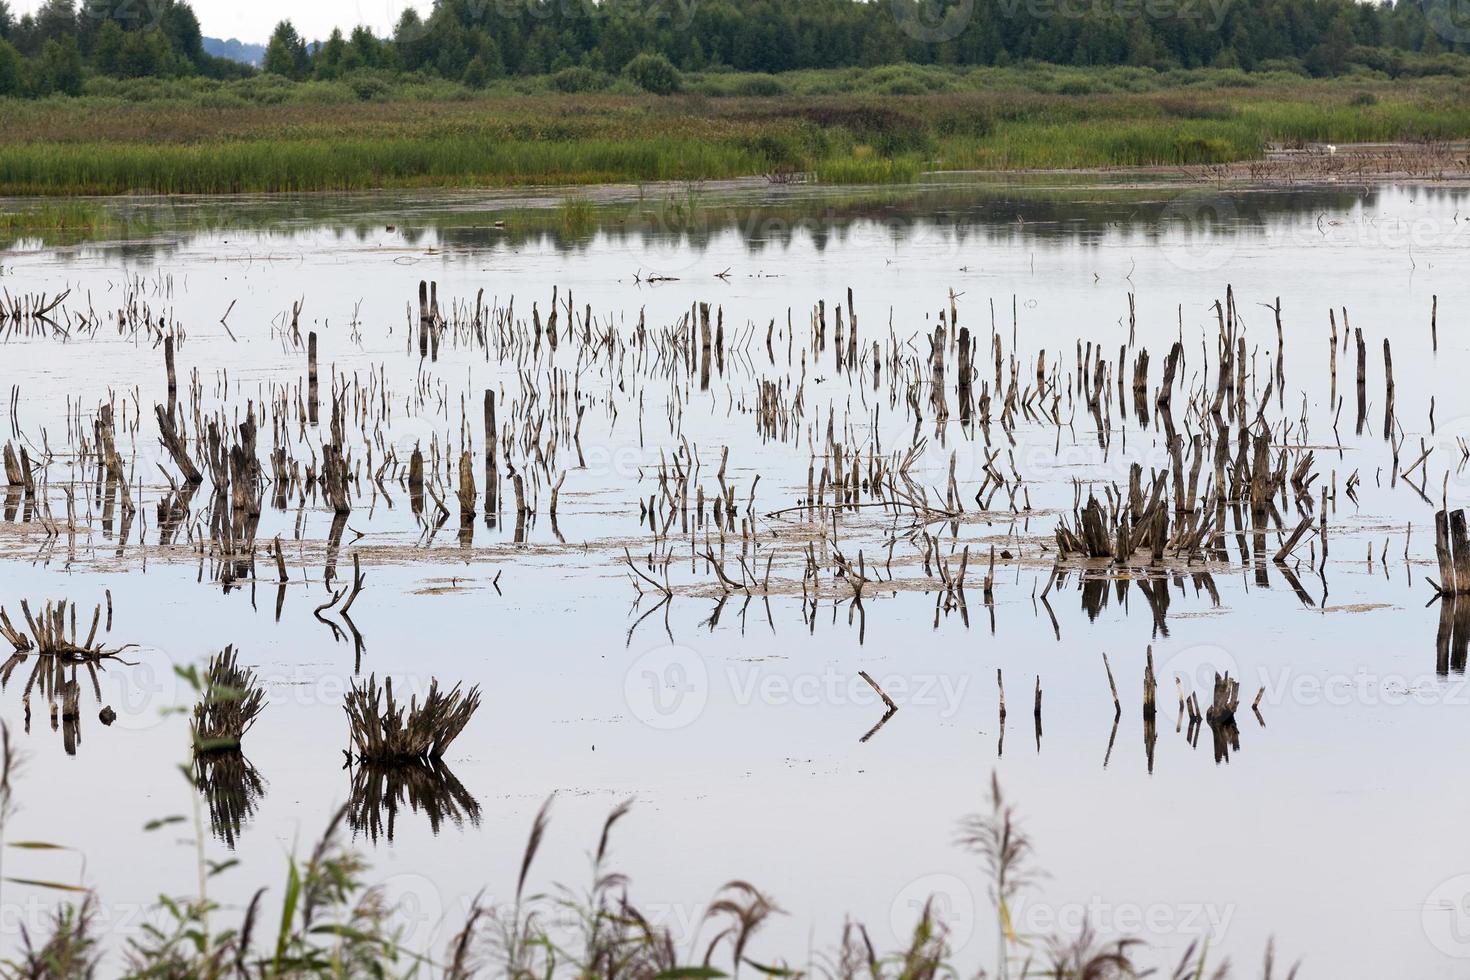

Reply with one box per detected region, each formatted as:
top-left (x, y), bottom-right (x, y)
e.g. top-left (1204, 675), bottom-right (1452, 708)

top-left (0, 69), bottom-right (1466, 195)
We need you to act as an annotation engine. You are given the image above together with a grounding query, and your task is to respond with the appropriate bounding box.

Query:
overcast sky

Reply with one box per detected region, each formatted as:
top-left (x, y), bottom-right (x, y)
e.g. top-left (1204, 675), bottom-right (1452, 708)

top-left (9, 0), bottom-right (435, 42)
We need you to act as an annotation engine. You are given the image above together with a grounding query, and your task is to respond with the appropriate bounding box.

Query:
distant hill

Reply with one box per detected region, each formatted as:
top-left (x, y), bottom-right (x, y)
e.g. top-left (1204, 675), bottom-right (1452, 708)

top-left (203, 37), bottom-right (267, 69)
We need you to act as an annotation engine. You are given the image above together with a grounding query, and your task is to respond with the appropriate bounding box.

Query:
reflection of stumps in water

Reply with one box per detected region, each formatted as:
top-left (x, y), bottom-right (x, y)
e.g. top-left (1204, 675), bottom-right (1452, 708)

top-left (1142, 645), bottom-right (1157, 722)
top-left (1209, 714), bottom-right (1241, 764)
top-left (714, 306), bottom-right (725, 376)
top-left (834, 300), bottom-right (845, 370)
top-left (347, 757), bottom-right (480, 845)
top-left (1354, 326), bottom-right (1366, 435)
top-left (699, 302), bottom-right (712, 391)
top-left (307, 330), bottom-right (318, 425)
top-left (324, 512), bottom-right (348, 585)
top-left (995, 669), bottom-right (1006, 758)
top-left (1436, 596), bottom-right (1470, 675)
top-left (956, 326), bottom-right (973, 423)
top-left (1033, 675), bottom-right (1042, 750)
top-left (846, 287), bottom-right (859, 370)
top-left (417, 280), bottom-right (430, 358)
top-left (549, 472), bottom-right (567, 540)
top-left (58, 680), bottom-right (81, 755)
top-left (929, 324), bottom-right (948, 421)
top-left (194, 750), bottom-right (265, 850)
top-left (1143, 711), bottom-right (1157, 775)
top-left (857, 671), bottom-right (897, 743)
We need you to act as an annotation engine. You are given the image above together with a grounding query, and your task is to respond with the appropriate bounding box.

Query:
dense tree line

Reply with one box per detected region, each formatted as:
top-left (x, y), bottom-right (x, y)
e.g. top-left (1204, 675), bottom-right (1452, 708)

top-left (259, 0), bottom-right (1467, 85)
top-left (0, 0), bottom-right (1465, 98)
top-left (0, 0), bottom-right (249, 95)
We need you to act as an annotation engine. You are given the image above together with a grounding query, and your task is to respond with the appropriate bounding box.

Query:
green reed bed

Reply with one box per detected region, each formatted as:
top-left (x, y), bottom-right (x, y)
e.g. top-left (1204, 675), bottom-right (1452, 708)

top-left (0, 136), bottom-right (773, 195)
top-left (0, 73), bottom-right (1466, 194)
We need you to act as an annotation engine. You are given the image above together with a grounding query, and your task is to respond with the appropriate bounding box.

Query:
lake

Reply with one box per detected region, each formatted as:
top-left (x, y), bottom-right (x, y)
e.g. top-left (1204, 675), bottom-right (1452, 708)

top-left (1, 174), bottom-right (1468, 977)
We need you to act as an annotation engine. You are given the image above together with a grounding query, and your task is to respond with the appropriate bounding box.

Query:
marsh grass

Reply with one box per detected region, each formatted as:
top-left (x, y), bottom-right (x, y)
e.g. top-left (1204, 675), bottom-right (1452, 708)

top-left (188, 645), bottom-right (266, 753)
top-left (0, 72), bottom-right (1466, 194)
top-left (556, 195), bottom-right (596, 238)
top-left (193, 749), bottom-right (265, 850)
top-left (816, 153), bottom-right (923, 185)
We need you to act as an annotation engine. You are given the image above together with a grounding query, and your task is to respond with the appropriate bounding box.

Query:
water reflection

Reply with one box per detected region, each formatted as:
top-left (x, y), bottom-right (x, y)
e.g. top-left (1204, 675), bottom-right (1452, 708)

top-left (0, 652), bottom-right (115, 756)
top-left (194, 750), bottom-right (266, 850)
top-left (10, 180), bottom-right (1467, 266)
top-left (1435, 597), bottom-right (1470, 675)
top-left (346, 760), bottom-right (481, 845)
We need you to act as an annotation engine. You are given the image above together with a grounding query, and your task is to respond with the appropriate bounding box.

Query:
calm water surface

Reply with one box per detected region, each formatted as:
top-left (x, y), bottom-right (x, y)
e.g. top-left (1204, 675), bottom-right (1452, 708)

top-left (2, 176), bottom-right (1469, 977)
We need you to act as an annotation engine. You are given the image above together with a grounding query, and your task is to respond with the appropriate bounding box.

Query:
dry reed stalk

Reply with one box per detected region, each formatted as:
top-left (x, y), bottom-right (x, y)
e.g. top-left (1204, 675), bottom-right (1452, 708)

top-left (345, 674), bottom-right (481, 764)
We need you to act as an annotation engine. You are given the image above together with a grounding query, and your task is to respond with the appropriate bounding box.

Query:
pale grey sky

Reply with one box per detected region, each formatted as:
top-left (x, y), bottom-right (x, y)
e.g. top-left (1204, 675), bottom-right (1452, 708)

top-left (9, 0), bottom-right (434, 42)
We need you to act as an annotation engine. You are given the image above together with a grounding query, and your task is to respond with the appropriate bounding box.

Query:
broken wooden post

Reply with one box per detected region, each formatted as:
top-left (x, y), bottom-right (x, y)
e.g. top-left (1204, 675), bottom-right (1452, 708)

top-left (307, 331), bottom-right (319, 426)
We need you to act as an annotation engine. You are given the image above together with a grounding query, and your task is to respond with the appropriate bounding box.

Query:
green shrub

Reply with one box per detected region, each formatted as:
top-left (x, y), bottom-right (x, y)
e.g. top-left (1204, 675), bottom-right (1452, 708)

top-left (744, 131), bottom-right (803, 169)
top-left (1172, 135), bottom-right (1235, 163)
top-left (735, 73), bottom-right (786, 97)
top-left (624, 53), bottom-right (681, 95)
top-left (345, 70), bottom-right (393, 101)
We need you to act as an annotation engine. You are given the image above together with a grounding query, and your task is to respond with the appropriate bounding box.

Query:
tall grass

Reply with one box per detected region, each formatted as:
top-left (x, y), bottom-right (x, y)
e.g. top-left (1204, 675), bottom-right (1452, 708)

top-left (816, 153), bottom-right (923, 184)
top-left (0, 72), bottom-right (1466, 194)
